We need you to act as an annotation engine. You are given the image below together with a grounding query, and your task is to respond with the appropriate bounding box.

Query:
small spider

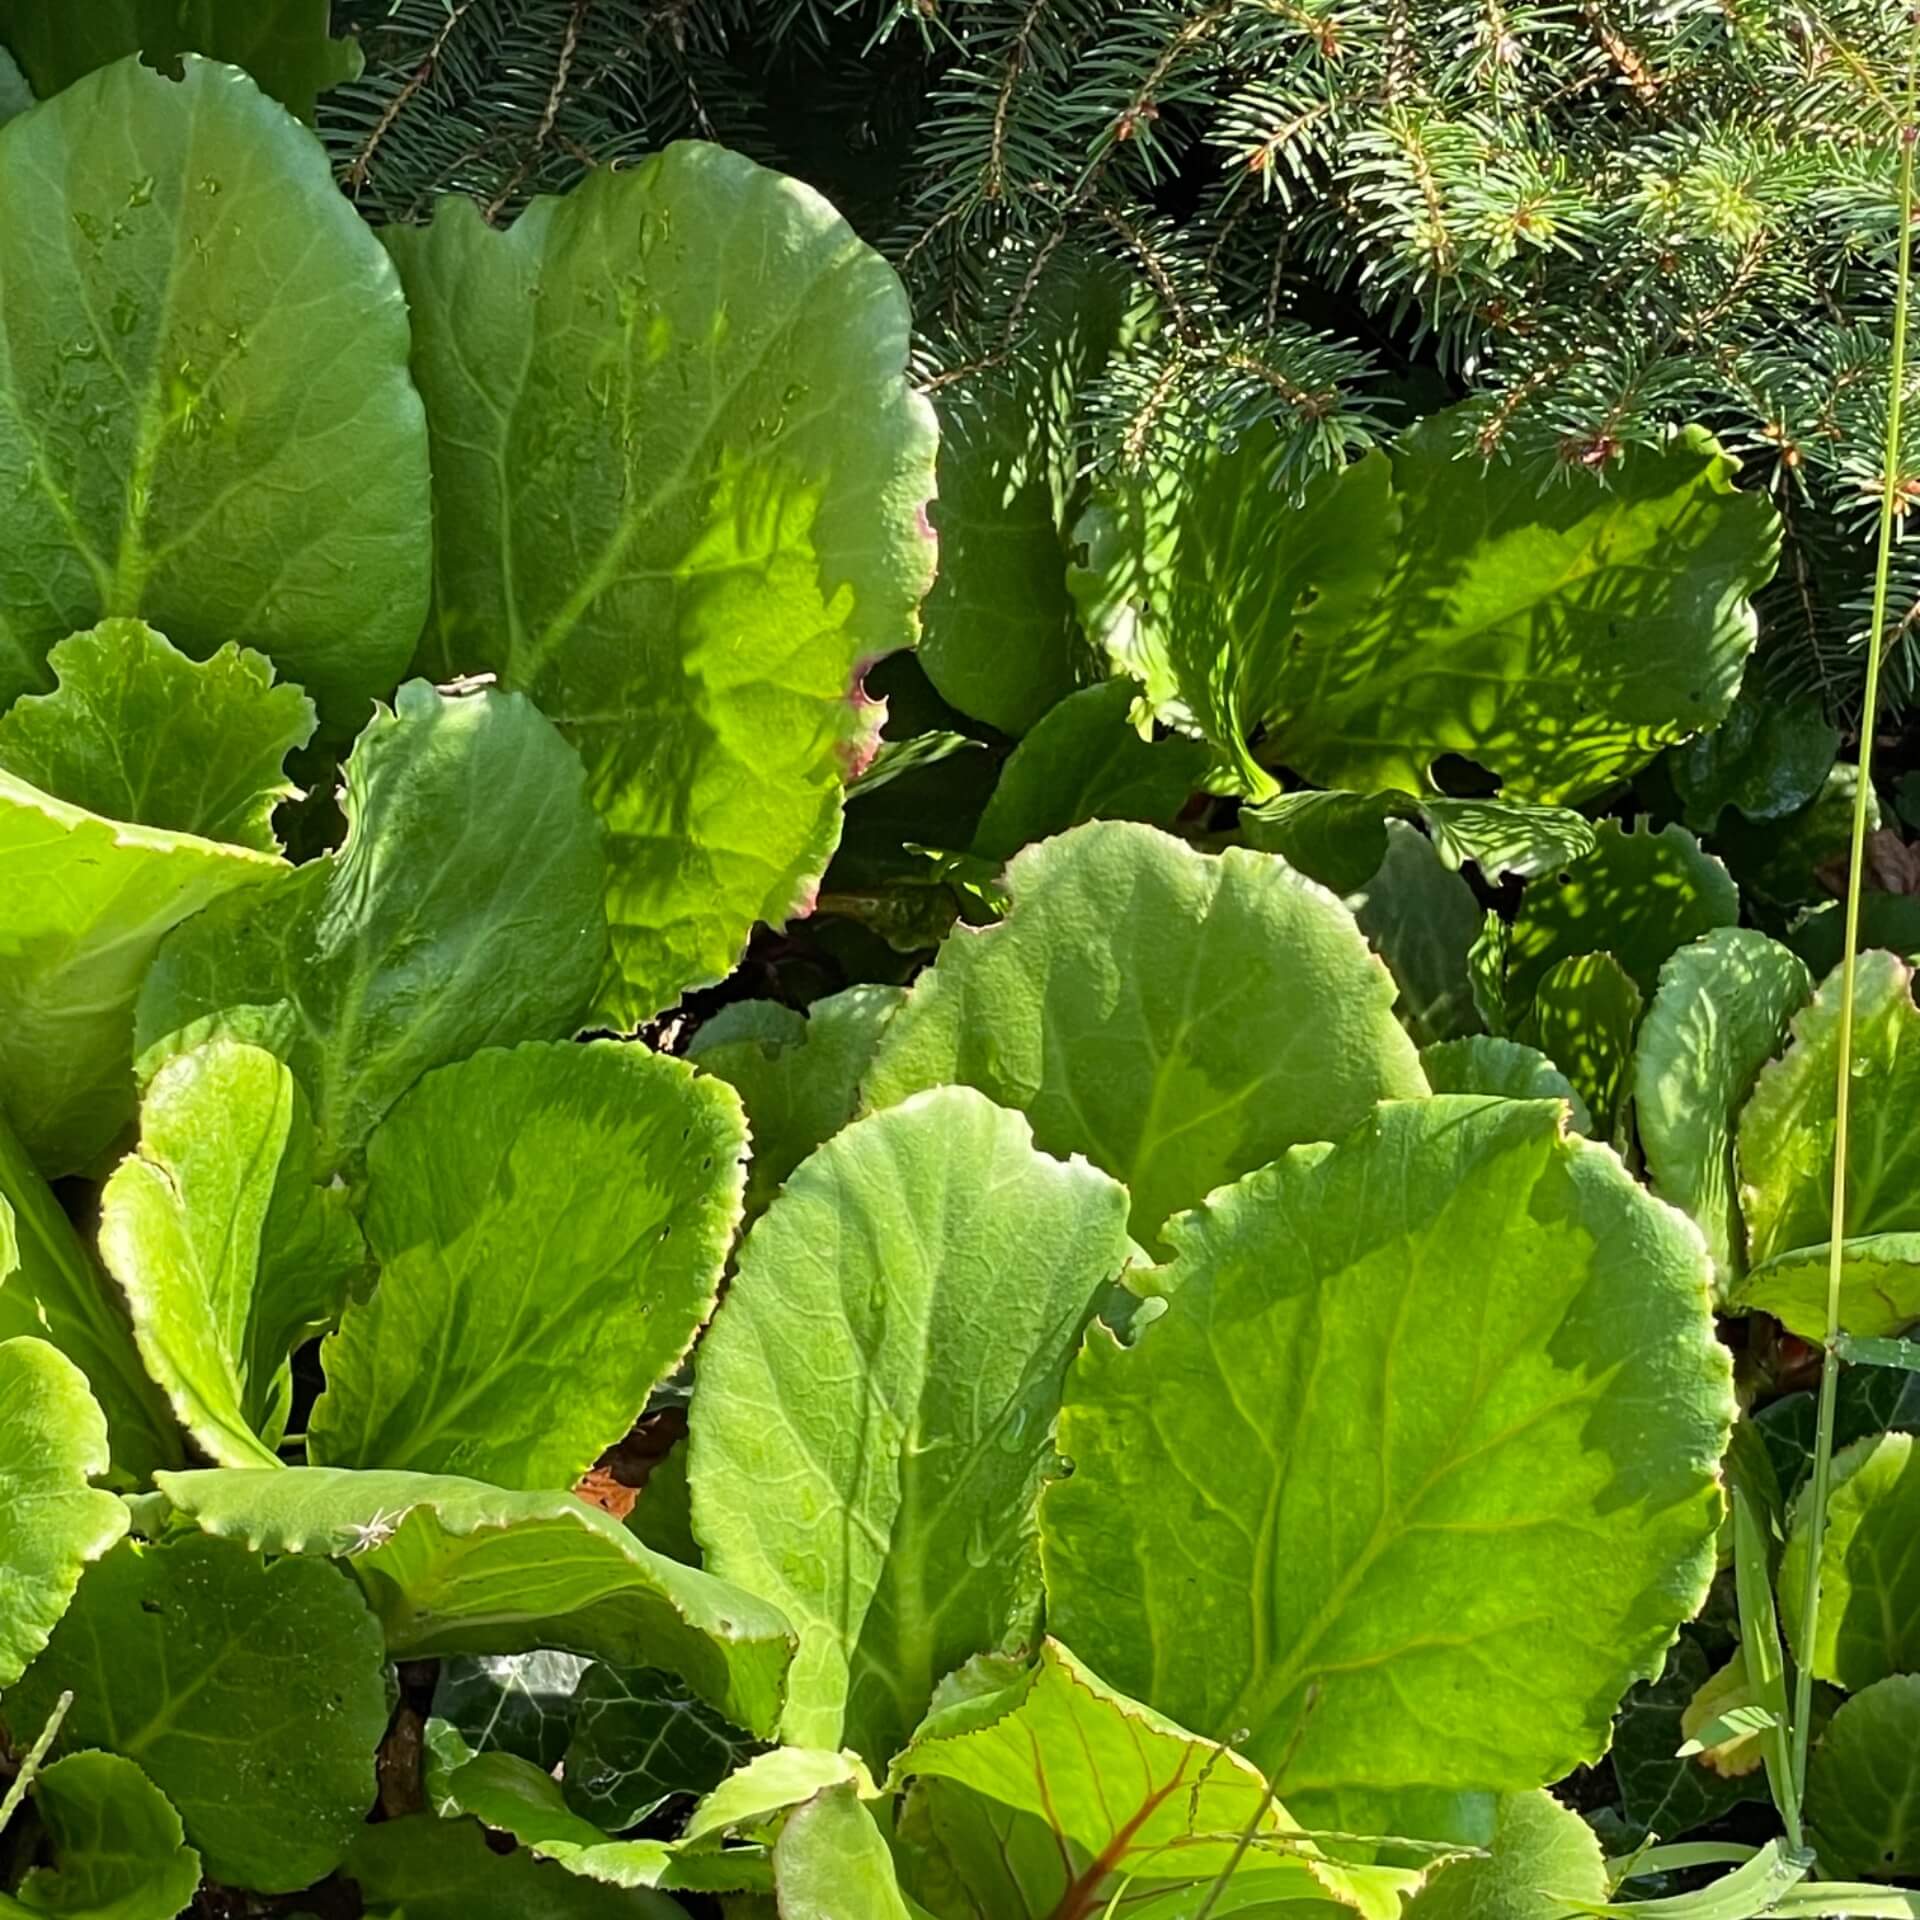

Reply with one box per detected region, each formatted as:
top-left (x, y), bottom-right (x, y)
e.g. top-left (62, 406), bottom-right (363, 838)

top-left (342, 1508), bottom-right (404, 1556)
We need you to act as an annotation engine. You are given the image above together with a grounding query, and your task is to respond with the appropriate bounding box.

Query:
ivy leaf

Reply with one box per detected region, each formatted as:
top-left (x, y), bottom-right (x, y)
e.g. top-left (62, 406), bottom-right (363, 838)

top-left (1780, 1433), bottom-right (1920, 1689)
top-left (99, 1040), bottom-right (363, 1469)
top-left (1738, 953), bottom-right (1920, 1267)
top-left (135, 683), bottom-right (608, 1177)
top-left (0, 1111), bottom-right (183, 1482)
top-left (4, 1751), bottom-right (201, 1920)
top-left (1610, 1638), bottom-right (1768, 1849)
top-left (387, 142), bottom-right (938, 1026)
top-left (565, 1666), bottom-right (755, 1830)
top-left (687, 986), bottom-right (905, 1222)
top-left (921, 254), bottom-right (1129, 734)
top-left (864, 821), bottom-right (1426, 1250)
top-left (1732, 1236), bottom-right (1920, 1344)
top-left (0, 765), bottom-right (282, 1179)
top-left (772, 1784), bottom-right (916, 1920)
top-left (0, 56), bottom-right (428, 723)
top-left (1251, 417), bottom-right (1778, 804)
top-left (0, 0), bottom-right (359, 121)
top-left (309, 1042), bottom-right (744, 1489)
top-left (1420, 1037), bottom-right (1591, 1134)
top-left (970, 679), bottom-right (1208, 864)
top-left (431, 1652), bottom-right (592, 1776)
top-left (346, 1816), bottom-right (683, 1919)
top-left (1636, 930), bottom-right (1809, 1292)
top-left (1040, 1098), bottom-right (1732, 1814)
top-left (892, 1639), bottom-right (1371, 1902)
top-left (1074, 437), bottom-right (1397, 792)
top-left (1496, 822), bottom-right (1739, 1023)
top-left (0, 622), bottom-right (312, 854)
top-left (689, 1087), bottom-right (1133, 1765)
top-left (0, 1337), bottom-right (129, 1688)
top-left (6, 1535), bottom-right (387, 1894)
top-left (1805, 1675), bottom-right (1920, 1879)
top-left (1522, 953), bottom-right (1644, 1149)
top-left (1403, 1791), bottom-right (1607, 1920)
top-left (149, 1466), bottom-right (796, 1739)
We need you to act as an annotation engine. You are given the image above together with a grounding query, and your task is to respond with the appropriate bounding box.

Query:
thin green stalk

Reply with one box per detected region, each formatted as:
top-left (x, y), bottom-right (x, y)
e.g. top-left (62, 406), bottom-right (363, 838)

top-left (1789, 46), bottom-right (1920, 1806)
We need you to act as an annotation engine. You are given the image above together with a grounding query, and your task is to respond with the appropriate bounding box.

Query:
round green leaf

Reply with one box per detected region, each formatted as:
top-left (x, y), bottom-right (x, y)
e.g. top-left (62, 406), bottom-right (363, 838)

top-left (1420, 1037), bottom-right (1591, 1134)
top-left (135, 682), bottom-right (608, 1176)
top-left (689, 1087), bottom-right (1134, 1766)
top-left (100, 1040), bottom-right (362, 1469)
top-left (6, 1534), bottom-right (388, 1894)
top-left (150, 1465), bottom-right (796, 1740)
top-left (0, 56), bottom-right (429, 724)
top-left (9, 1751), bottom-right (201, 1920)
top-left (1040, 1097), bottom-right (1732, 1805)
top-left (309, 1041), bottom-right (745, 1489)
top-left (1250, 416), bottom-right (1778, 804)
top-left (386, 141), bottom-right (938, 1026)
top-left (1671, 685), bottom-right (1837, 831)
top-left (863, 820), bottom-right (1427, 1251)
top-left (1636, 928), bottom-right (1810, 1291)
top-left (772, 1784), bottom-right (915, 1920)
top-left (1403, 1791), bottom-right (1607, 1920)
top-left (1739, 952), bottom-right (1920, 1267)
top-left (0, 621), bottom-right (312, 854)
top-left (1780, 1432), bottom-right (1920, 1690)
top-left (1806, 1674), bottom-right (1920, 1879)
top-left (0, 1337), bottom-right (129, 1689)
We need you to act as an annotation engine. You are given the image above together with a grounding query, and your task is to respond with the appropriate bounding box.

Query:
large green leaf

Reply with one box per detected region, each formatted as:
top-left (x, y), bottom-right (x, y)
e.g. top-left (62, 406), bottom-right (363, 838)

top-left (1243, 417), bottom-right (1777, 803)
top-left (1636, 930), bottom-right (1809, 1293)
top-left (0, 1111), bottom-right (182, 1481)
top-left (1403, 1791), bottom-right (1607, 1920)
top-left (99, 1040), bottom-right (361, 1470)
top-left (0, 1), bottom-right (358, 120)
top-left (310, 1041), bottom-right (744, 1488)
top-left (1074, 438), bottom-right (1397, 792)
top-left (1040, 1098), bottom-right (1732, 1810)
top-left (863, 821), bottom-right (1427, 1250)
top-left (1806, 1675), bottom-right (1920, 1879)
top-left (149, 1466), bottom-right (796, 1739)
top-left (0, 55), bottom-right (428, 723)
top-left (1496, 822), bottom-right (1738, 1023)
top-left (346, 1816), bottom-right (680, 1920)
top-left (0, 765), bottom-right (281, 1178)
top-left (135, 682), bottom-right (608, 1176)
top-left (0, 621), bottom-right (311, 853)
top-left (1780, 1432), bottom-right (1920, 1690)
top-left (921, 254), bottom-right (1127, 734)
top-left (6, 1534), bottom-right (387, 1894)
top-left (0, 1338), bottom-right (129, 1688)
top-left (1738, 953), bottom-right (1920, 1266)
top-left (1732, 1236), bottom-right (1920, 1343)
top-left (387, 141), bottom-right (938, 1026)
top-left (688, 1087), bottom-right (1133, 1766)
top-left (2, 1752), bottom-right (200, 1920)
top-left (892, 1639), bottom-right (1356, 1899)
top-left (772, 1784), bottom-right (915, 1920)
top-left (687, 985), bottom-right (904, 1222)
top-left (970, 678), bottom-right (1207, 864)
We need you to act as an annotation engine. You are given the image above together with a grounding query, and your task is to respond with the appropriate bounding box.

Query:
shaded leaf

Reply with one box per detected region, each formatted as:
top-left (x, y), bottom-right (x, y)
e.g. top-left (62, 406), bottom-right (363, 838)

top-left (6, 1535), bottom-right (387, 1894)
top-left (1352, 820), bottom-right (1483, 1047)
top-left (0, 55), bottom-right (428, 722)
top-left (1611, 1639), bottom-right (1768, 1849)
top-left (0, 622), bottom-right (311, 853)
top-left (864, 820), bottom-right (1426, 1250)
top-left (99, 1040), bottom-right (362, 1468)
top-left (309, 1042), bottom-right (743, 1489)
top-left (389, 141), bottom-right (937, 1025)
top-left (1671, 686), bottom-right (1837, 831)
top-left (1040, 1098), bottom-right (1732, 1810)
top-left (149, 1466), bottom-right (796, 1739)
top-left (566, 1666), bottom-right (754, 1830)
top-left (1806, 1675), bottom-right (1920, 1879)
top-left (6, 1751), bottom-right (200, 1920)
top-left (1523, 952), bottom-right (1643, 1148)
top-left (136, 682), bottom-right (607, 1177)
top-left (689, 1088), bottom-right (1133, 1765)
top-left (431, 1652), bottom-right (592, 1777)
